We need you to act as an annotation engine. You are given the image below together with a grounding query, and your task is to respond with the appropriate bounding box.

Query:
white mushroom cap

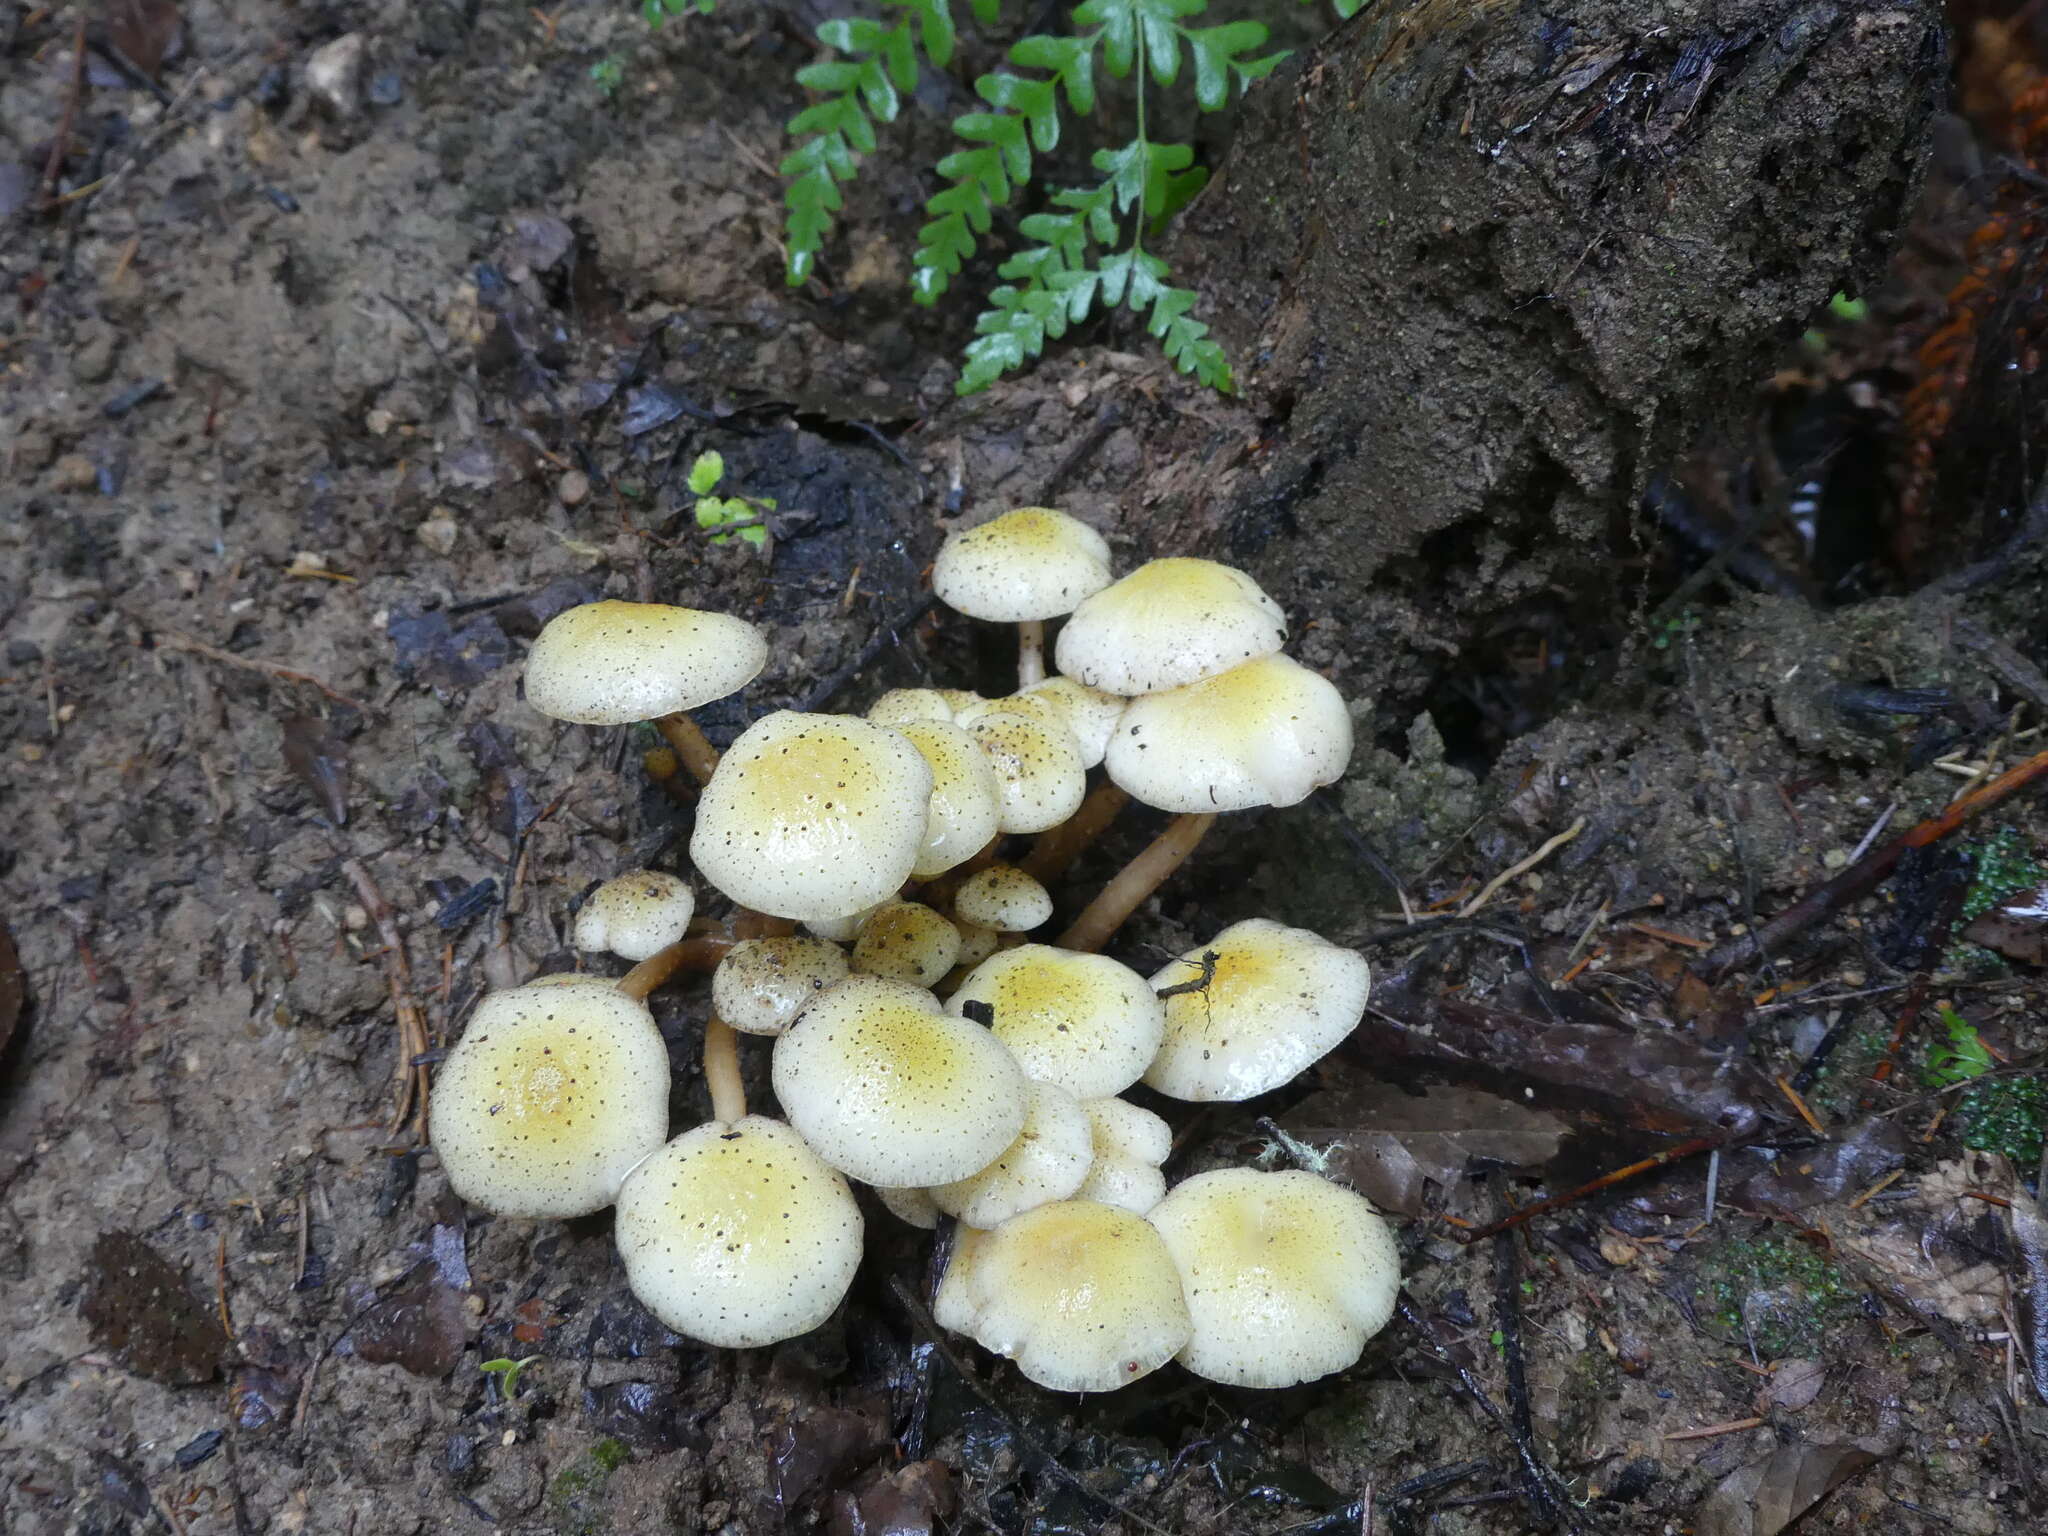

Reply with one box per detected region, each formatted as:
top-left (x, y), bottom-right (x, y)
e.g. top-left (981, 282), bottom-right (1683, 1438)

top-left (950, 945), bottom-right (1165, 1100)
top-left (1073, 1097), bottom-right (1171, 1215)
top-left (571, 870), bottom-right (696, 962)
top-left (891, 719), bottom-right (1003, 881)
top-left (954, 865), bottom-right (1053, 932)
top-left (965, 708), bottom-right (1086, 835)
top-left (1105, 653), bottom-right (1352, 813)
top-left (1053, 558), bottom-right (1285, 696)
top-left (934, 1200), bottom-right (1192, 1393)
top-left (431, 982), bottom-right (670, 1218)
top-left (852, 901), bottom-right (963, 988)
top-left (1149, 1169), bottom-right (1399, 1388)
top-left (932, 507), bottom-right (1113, 622)
top-left (691, 712), bottom-right (934, 922)
top-left (952, 921), bottom-right (1000, 971)
top-left (1017, 677), bottom-right (1127, 768)
top-left (930, 1079), bottom-right (1094, 1228)
top-left (1143, 919), bottom-right (1370, 1102)
top-left (771, 976), bottom-right (1028, 1186)
top-left (803, 904), bottom-right (882, 944)
top-left (875, 1183), bottom-right (941, 1229)
top-left (867, 688), bottom-right (962, 727)
top-left (712, 937), bottom-right (851, 1036)
top-left (614, 1115), bottom-right (862, 1348)
top-left (525, 600), bottom-right (768, 725)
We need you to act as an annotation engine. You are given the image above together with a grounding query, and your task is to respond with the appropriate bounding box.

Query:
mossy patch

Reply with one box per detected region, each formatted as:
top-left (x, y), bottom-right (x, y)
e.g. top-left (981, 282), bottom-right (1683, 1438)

top-left (548, 1438), bottom-right (632, 1535)
top-left (1696, 1234), bottom-right (1854, 1357)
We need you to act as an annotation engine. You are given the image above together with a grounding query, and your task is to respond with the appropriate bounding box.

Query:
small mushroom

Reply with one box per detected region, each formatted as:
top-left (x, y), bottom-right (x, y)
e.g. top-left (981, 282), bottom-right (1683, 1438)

top-left (1143, 919), bottom-right (1370, 1102)
top-left (771, 976), bottom-right (1028, 1186)
top-left (889, 718), bottom-right (1003, 881)
top-left (712, 937), bottom-right (851, 1036)
top-left (930, 1079), bottom-right (1094, 1228)
top-left (431, 981), bottom-right (670, 1218)
top-left (1014, 676), bottom-right (1128, 768)
top-left (949, 944), bottom-right (1164, 1099)
top-left (1073, 1097), bottom-right (1171, 1215)
top-left (572, 869), bottom-right (696, 962)
top-left (874, 1183), bottom-right (941, 1229)
top-left (934, 1199), bottom-right (1192, 1393)
top-left (933, 507), bottom-right (1113, 686)
top-left (691, 711), bottom-right (934, 923)
top-left (851, 901), bottom-right (962, 988)
top-left (614, 1115), bottom-right (863, 1348)
top-left (1053, 557), bottom-right (1285, 696)
top-left (964, 708), bottom-right (1086, 835)
top-left (523, 599), bottom-right (766, 782)
top-left (868, 687), bottom-right (976, 727)
top-left (953, 864), bottom-right (1053, 933)
top-left (1148, 1168), bottom-right (1399, 1388)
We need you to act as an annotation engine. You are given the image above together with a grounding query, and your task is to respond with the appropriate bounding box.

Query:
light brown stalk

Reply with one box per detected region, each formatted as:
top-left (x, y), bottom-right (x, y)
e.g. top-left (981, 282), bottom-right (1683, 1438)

top-left (616, 935), bottom-right (735, 999)
top-left (1056, 813), bottom-right (1216, 953)
top-left (1017, 618), bottom-right (1046, 688)
top-left (654, 713), bottom-right (721, 785)
top-left (703, 1015), bottom-right (746, 1123)
top-left (1020, 782), bottom-right (1131, 884)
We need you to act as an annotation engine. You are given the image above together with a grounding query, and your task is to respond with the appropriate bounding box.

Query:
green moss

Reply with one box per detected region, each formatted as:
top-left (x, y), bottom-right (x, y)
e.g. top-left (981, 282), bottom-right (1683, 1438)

top-left (1961, 827), bottom-right (2045, 923)
top-left (1958, 1075), bottom-right (2047, 1165)
top-left (1696, 1235), bottom-right (1854, 1356)
top-left (549, 1439), bottom-right (633, 1535)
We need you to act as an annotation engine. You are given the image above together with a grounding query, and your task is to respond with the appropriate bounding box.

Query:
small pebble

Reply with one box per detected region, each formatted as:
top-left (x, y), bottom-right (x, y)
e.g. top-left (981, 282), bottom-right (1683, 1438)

top-left (558, 469), bottom-right (589, 507)
top-left (368, 71), bottom-right (404, 106)
top-left (305, 33), bottom-right (365, 117)
top-left (51, 453), bottom-right (96, 492)
top-left (416, 511), bottom-right (459, 555)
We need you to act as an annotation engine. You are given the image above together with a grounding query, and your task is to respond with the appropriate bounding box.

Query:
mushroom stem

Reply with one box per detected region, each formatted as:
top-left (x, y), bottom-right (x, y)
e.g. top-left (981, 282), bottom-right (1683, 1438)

top-left (1017, 619), bottom-right (1046, 689)
top-left (1021, 782), bottom-right (1131, 884)
top-left (617, 935), bottom-right (735, 1000)
top-left (654, 713), bottom-right (721, 786)
top-left (1056, 813), bottom-right (1217, 953)
top-left (703, 1015), bottom-right (747, 1123)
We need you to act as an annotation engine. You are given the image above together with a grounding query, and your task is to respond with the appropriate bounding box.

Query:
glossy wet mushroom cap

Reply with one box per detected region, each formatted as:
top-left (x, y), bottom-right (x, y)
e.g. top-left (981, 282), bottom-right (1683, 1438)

top-left (524, 600), bottom-right (767, 724)
top-left (889, 718), bottom-right (1003, 881)
top-left (1072, 1096), bottom-right (1171, 1215)
top-left (571, 869), bottom-right (696, 963)
top-left (712, 936), bottom-right (851, 1036)
top-left (614, 1115), bottom-right (863, 1348)
top-left (1053, 558), bottom-right (1285, 696)
top-left (851, 901), bottom-right (963, 989)
top-left (930, 1079), bottom-right (1094, 1229)
top-left (932, 506), bottom-right (1113, 622)
top-left (691, 711), bottom-right (934, 922)
top-left (949, 944), bottom-right (1164, 1100)
top-left (952, 864), bottom-right (1053, 933)
top-left (431, 981), bottom-right (670, 1218)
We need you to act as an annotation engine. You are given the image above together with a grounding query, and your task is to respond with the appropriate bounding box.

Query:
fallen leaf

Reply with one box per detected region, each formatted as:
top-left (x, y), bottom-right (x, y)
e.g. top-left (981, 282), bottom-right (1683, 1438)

top-left (1692, 1437), bottom-right (1891, 1536)
top-left (80, 1232), bottom-right (228, 1385)
top-left (348, 1269), bottom-right (467, 1377)
top-left (99, 0), bottom-right (182, 81)
top-left (1963, 882), bottom-right (2048, 964)
top-left (280, 713), bottom-right (350, 825)
top-left (1279, 1082), bottom-right (1566, 1216)
top-left (1765, 1358), bottom-right (1827, 1412)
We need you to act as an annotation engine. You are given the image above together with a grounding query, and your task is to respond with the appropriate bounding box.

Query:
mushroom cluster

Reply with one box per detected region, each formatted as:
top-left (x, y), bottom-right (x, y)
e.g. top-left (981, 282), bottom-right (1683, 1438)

top-left (429, 508), bottom-right (1399, 1393)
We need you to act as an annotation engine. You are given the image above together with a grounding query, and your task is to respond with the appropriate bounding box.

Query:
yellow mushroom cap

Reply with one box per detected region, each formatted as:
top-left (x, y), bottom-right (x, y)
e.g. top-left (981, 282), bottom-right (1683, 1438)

top-left (1053, 558), bottom-right (1285, 696)
top-left (571, 869), bottom-right (696, 962)
top-left (1073, 1097), bottom-right (1171, 1215)
top-left (952, 921), bottom-right (1000, 971)
top-left (712, 937), bottom-right (851, 1036)
top-left (430, 981), bottom-right (670, 1218)
top-left (1143, 919), bottom-right (1370, 1102)
top-left (891, 719), bottom-right (1003, 881)
top-left (930, 1079), bottom-right (1094, 1228)
top-left (1149, 1169), bottom-right (1399, 1388)
top-left (934, 1200), bottom-right (1192, 1393)
top-left (965, 708), bottom-right (1086, 835)
top-left (1105, 652), bottom-right (1353, 813)
top-left (932, 507), bottom-right (1113, 622)
top-left (614, 1115), bottom-right (862, 1348)
top-left (771, 976), bottom-right (1028, 1186)
top-left (852, 901), bottom-right (963, 989)
top-left (867, 688), bottom-right (967, 727)
top-left (691, 711), bottom-right (934, 922)
top-left (1016, 677), bottom-right (1128, 768)
top-left (953, 864), bottom-right (1053, 932)
top-left (949, 945), bottom-right (1164, 1100)
top-left (524, 600), bottom-right (768, 725)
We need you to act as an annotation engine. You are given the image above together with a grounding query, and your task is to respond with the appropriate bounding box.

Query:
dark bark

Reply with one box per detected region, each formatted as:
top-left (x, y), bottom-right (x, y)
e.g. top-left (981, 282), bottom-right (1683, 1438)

top-left (1168, 0), bottom-right (1943, 704)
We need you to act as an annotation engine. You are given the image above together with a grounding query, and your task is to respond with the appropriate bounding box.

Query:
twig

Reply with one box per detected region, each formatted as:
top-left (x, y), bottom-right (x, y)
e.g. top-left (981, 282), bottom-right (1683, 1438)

top-left (1775, 1075), bottom-right (1826, 1135)
top-left (1492, 1232), bottom-right (1568, 1527)
top-left (146, 623), bottom-right (373, 712)
top-left (1662, 1416), bottom-right (1765, 1442)
top-left (1038, 401), bottom-right (1123, 502)
top-left (343, 859), bottom-right (430, 1141)
top-left (1696, 746), bottom-right (2048, 981)
top-left (39, 15), bottom-right (87, 208)
top-left (1458, 818), bottom-right (1585, 918)
top-left (1456, 1133), bottom-right (1729, 1242)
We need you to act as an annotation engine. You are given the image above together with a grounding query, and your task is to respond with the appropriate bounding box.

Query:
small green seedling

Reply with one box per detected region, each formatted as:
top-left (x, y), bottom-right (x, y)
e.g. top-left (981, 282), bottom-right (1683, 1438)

top-left (1923, 1005), bottom-right (1994, 1090)
top-left (1826, 291), bottom-right (1868, 323)
top-left (686, 452), bottom-right (772, 550)
top-left (480, 1355), bottom-right (542, 1399)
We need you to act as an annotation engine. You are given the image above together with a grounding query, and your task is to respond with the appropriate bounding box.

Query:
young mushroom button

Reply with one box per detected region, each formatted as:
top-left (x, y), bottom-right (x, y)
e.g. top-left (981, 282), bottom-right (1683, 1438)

top-left (712, 937), bottom-right (850, 1036)
top-left (933, 507), bottom-right (1113, 687)
top-left (572, 869), bottom-right (696, 963)
top-left (1072, 1096), bottom-right (1172, 1215)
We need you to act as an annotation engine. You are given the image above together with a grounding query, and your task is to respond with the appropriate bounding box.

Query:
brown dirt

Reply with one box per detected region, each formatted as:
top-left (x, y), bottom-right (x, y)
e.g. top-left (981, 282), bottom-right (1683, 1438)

top-left (4, 2), bottom-right (2048, 1534)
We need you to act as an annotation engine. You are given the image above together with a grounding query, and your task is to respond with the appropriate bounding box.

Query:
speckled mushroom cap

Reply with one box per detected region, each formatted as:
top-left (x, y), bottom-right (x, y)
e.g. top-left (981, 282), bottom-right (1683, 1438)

top-left (1053, 558), bottom-right (1285, 696)
top-left (690, 711), bottom-right (934, 922)
top-left (851, 901), bottom-right (963, 989)
top-left (932, 507), bottom-right (1113, 622)
top-left (952, 921), bottom-right (999, 971)
top-left (1143, 919), bottom-right (1370, 1102)
top-left (867, 688), bottom-right (965, 727)
top-left (431, 981), bottom-right (670, 1218)
top-left (1148, 1169), bottom-right (1399, 1388)
top-left (524, 600), bottom-right (768, 725)
top-left (964, 708), bottom-right (1086, 835)
top-left (1105, 653), bottom-right (1352, 813)
top-left (953, 865), bottom-right (1053, 933)
top-left (934, 1199), bottom-right (1192, 1393)
top-left (771, 976), bottom-right (1029, 1186)
top-left (712, 937), bottom-right (851, 1036)
top-left (949, 945), bottom-right (1165, 1100)
top-left (1073, 1097), bottom-right (1171, 1215)
top-left (1016, 677), bottom-right (1128, 768)
top-left (891, 719), bottom-right (1003, 881)
top-left (930, 1079), bottom-right (1094, 1228)
top-left (571, 869), bottom-right (696, 962)
top-left (614, 1116), bottom-right (862, 1349)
